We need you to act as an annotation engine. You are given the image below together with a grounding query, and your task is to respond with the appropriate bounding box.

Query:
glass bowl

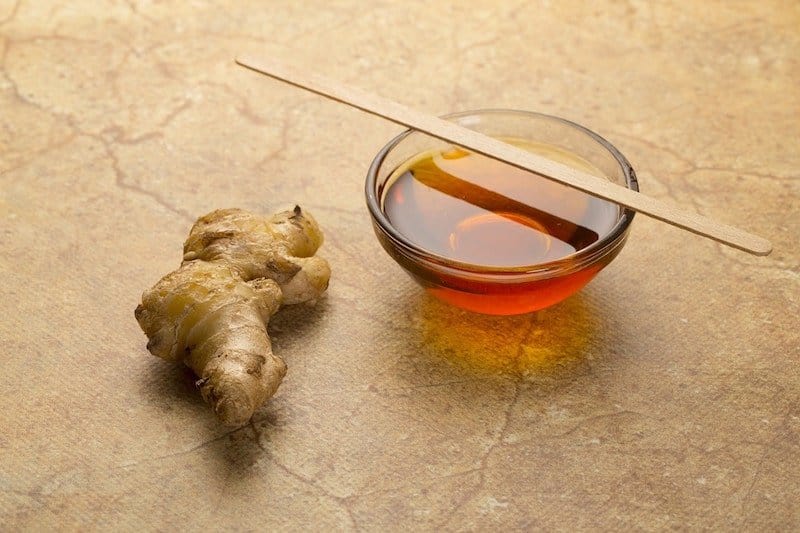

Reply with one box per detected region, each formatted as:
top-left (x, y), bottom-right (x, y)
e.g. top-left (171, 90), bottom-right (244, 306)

top-left (365, 109), bottom-right (638, 315)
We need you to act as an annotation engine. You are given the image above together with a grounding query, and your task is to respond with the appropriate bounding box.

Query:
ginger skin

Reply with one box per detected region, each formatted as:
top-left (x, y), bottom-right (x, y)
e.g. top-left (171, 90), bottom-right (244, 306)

top-left (135, 206), bottom-right (330, 426)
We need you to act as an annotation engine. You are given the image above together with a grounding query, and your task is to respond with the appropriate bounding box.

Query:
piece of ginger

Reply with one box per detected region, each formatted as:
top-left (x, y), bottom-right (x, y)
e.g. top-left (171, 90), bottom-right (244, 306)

top-left (135, 206), bottom-right (330, 426)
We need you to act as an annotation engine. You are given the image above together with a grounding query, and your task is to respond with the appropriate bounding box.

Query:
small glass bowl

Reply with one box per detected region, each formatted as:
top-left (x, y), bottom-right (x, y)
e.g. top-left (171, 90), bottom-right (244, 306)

top-left (365, 109), bottom-right (638, 315)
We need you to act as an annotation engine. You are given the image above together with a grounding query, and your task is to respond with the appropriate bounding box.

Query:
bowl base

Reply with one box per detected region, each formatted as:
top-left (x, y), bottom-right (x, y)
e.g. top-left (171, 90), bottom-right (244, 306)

top-left (423, 266), bottom-right (600, 315)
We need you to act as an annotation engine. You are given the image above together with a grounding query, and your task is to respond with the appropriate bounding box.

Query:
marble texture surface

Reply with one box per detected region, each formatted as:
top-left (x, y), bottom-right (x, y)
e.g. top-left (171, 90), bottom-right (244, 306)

top-left (1, 0), bottom-right (798, 530)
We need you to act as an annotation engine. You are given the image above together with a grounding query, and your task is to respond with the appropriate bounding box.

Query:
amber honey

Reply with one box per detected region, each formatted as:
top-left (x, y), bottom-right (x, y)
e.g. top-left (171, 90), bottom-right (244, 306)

top-left (379, 139), bottom-right (622, 314)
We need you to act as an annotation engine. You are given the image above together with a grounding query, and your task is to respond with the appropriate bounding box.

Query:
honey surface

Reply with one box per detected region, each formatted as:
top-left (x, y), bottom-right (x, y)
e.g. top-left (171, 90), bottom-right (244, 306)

top-left (382, 140), bottom-right (619, 268)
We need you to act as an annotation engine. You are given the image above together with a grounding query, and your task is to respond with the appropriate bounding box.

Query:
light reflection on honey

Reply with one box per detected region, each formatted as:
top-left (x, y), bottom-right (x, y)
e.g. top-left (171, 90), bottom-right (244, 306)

top-left (416, 293), bottom-right (597, 376)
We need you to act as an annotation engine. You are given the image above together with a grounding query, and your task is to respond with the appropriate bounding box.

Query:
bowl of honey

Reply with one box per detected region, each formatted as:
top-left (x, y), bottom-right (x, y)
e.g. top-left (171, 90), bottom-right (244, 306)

top-left (365, 109), bottom-right (638, 315)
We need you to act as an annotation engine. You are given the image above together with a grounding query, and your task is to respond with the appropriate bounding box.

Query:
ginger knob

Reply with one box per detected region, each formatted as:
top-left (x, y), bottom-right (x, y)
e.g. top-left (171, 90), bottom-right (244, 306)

top-left (135, 206), bottom-right (330, 426)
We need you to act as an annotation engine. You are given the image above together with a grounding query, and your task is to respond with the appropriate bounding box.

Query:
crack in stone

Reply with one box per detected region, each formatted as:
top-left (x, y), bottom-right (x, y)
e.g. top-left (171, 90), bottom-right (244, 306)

top-left (423, 320), bottom-right (541, 528)
top-left (547, 410), bottom-right (655, 443)
top-left (372, 379), bottom-right (479, 395)
top-left (0, 132), bottom-right (78, 176)
top-left (1, 42), bottom-right (56, 117)
top-left (740, 395), bottom-right (799, 527)
top-left (247, 97), bottom-right (317, 173)
top-left (0, 30), bottom-right (201, 226)
top-left (435, 380), bottom-right (521, 529)
top-left (299, 379), bottom-right (485, 403)
top-left (344, 467), bottom-right (483, 502)
top-left (41, 109), bottom-right (195, 222)
top-left (265, 452), bottom-right (360, 531)
top-left (112, 429), bottom-right (240, 470)
top-left (676, 166), bottom-right (799, 186)
top-left (111, 410), bottom-right (283, 472)
top-left (670, 167), bottom-right (798, 271)
top-left (0, 0), bottom-right (21, 27)
top-left (604, 129), bottom-right (698, 171)
top-left (102, 138), bottom-right (196, 223)
top-left (121, 0), bottom-right (156, 24)
top-left (0, 486), bottom-right (46, 506)
top-left (718, 252), bottom-right (799, 277)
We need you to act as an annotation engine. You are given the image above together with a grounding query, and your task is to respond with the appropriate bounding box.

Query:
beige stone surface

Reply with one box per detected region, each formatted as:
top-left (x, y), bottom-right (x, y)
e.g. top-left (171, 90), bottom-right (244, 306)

top-left (1, 0), bottom-right (799, 530)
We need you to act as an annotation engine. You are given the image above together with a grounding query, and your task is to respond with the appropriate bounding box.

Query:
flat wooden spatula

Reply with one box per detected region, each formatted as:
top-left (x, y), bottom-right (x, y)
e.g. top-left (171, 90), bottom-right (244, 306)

top-left (236, 54), bottom-right (772, 257)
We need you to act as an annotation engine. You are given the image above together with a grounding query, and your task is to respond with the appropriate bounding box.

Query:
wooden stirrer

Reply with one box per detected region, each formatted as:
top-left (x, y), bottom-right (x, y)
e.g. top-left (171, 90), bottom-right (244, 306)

top-left (235, 55), bottom-right (772, 256)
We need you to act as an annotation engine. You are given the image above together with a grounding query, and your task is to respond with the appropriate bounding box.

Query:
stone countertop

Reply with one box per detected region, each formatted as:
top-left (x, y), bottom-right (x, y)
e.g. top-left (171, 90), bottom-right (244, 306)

top-left (1, 1), bottom-right (798, 530)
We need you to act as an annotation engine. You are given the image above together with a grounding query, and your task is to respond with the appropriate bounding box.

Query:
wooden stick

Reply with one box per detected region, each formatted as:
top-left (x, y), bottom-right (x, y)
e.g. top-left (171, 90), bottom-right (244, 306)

top-left (236, 54), bottom-right (772, 256)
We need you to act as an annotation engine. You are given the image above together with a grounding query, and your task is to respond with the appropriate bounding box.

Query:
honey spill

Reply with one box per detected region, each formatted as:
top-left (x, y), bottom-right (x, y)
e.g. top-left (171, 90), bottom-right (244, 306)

top-left (379, 139), bottom-right (621, 314)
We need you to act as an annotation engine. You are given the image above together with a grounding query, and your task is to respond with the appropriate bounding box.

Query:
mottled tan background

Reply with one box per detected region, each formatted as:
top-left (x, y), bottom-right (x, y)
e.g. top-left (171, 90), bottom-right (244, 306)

top-left (1, 0), bottom-right (798, 530)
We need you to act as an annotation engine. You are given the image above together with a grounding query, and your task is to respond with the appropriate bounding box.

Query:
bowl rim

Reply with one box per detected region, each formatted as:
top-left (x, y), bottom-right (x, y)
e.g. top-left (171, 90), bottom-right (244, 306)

top-left (364, 108), bottom-right (639, 277)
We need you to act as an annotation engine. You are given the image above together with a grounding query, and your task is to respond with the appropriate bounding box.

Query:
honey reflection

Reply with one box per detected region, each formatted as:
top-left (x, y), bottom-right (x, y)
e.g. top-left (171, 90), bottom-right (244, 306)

top-left (417, 293), bottom-right (597, 376)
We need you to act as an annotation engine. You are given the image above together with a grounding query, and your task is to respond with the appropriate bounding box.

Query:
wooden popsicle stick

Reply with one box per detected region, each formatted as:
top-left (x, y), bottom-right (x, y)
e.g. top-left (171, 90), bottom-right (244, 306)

top-left (235, 54), bottom-right (773, 256)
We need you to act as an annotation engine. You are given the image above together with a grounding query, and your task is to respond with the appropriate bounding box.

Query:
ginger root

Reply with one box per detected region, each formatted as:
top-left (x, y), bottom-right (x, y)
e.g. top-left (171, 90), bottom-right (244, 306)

top-left (135, 206), bottom-right (330, 426)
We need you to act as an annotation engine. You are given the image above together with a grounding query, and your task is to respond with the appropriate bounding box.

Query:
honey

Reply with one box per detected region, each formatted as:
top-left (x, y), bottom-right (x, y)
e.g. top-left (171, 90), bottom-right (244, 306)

top-left (379, 139), bottom-right (622, 314)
